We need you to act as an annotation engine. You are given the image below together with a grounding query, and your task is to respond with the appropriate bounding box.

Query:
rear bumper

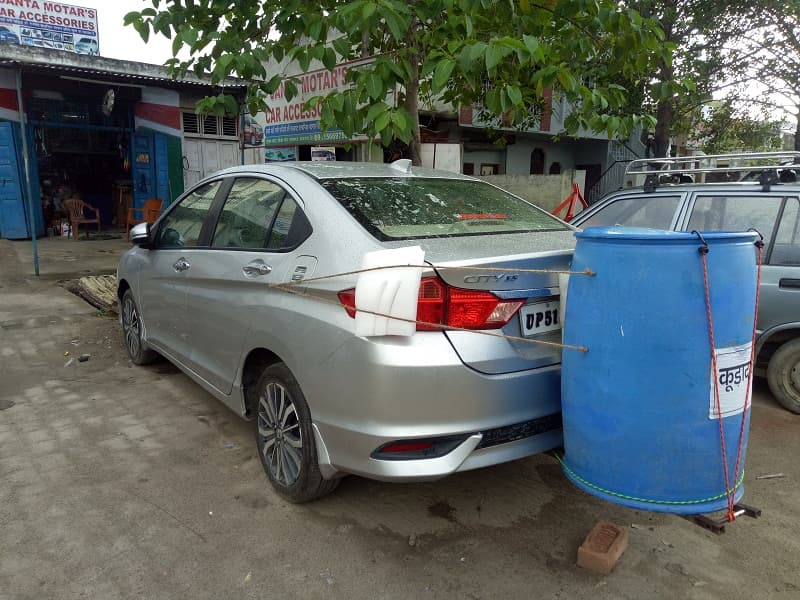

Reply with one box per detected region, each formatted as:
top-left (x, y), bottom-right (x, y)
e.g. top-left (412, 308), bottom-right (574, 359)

top-left (305, 332), bottom-right (563, 481)
top-left (315, 424), bottom-right (562, 482)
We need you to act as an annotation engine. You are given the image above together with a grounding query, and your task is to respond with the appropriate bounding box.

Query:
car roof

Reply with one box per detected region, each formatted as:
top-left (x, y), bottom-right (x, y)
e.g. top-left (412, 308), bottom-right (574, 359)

top-left (214, 161), bottom-right (478, 182)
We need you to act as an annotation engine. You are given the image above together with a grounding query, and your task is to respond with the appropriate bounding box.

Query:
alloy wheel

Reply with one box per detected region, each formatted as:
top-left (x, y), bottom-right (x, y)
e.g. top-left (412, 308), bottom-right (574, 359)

top-left (257, 382), bottom-right (303, 486)
top-left (122, 295), bottom-right (141, 358)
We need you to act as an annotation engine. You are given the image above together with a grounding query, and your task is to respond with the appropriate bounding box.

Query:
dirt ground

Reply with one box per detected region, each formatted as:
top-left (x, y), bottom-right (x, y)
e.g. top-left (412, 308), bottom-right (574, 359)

top-left (1, 238), bottom-right (799, 599)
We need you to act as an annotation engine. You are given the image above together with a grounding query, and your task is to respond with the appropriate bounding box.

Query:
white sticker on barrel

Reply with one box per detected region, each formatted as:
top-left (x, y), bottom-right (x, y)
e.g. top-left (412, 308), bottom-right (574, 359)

top-left (708, 342), bottom-right (753, 420)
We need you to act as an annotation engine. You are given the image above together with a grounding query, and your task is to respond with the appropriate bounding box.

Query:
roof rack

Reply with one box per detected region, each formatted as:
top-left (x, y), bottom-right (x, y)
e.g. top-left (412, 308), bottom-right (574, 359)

top-left (625, 151), bottom-right (800, 177)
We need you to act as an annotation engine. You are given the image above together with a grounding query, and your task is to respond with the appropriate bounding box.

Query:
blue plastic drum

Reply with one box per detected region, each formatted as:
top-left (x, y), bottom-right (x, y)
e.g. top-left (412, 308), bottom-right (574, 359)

top-left (561, 227), bottom-right (759, 514)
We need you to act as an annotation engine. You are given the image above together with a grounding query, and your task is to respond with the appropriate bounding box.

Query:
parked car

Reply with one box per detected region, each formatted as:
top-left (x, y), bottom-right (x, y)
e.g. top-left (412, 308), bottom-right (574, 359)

top-left (573, 153), bottom-right (800, 414)
top-left (74, 37), bottom-right (98, 55)
top-left (243, 116), bottom-right (264, 146)
top-left (0, 26), bottom-right (20, 44)
top-left (118, 161), bottom-right (576, 501)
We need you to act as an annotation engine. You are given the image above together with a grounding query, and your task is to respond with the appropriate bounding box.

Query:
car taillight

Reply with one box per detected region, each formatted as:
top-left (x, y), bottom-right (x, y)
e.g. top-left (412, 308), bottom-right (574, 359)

top-left (337, 289), bottom-right (357, 318)
top-left (338, 276), bottom-right (523, 331)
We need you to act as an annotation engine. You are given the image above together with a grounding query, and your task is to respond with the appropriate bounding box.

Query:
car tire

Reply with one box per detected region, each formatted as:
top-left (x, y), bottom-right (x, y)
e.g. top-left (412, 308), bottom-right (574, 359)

top-left (767, 338), bottom-right (800, 414)
top-left (121, 289), bottom-right (159, 365)
top-left (254, 363), bottom-right (339, 502)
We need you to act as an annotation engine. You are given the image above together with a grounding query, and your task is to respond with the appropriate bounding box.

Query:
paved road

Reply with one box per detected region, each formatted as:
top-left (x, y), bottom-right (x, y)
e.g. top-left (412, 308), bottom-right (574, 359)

top-left (1, 241), bottom-right (799, 599)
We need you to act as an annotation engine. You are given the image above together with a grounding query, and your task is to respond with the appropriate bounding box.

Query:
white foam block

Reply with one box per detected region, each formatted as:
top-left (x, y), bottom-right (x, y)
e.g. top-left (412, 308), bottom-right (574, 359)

top-left (354, 246), bottom-right (425, 337)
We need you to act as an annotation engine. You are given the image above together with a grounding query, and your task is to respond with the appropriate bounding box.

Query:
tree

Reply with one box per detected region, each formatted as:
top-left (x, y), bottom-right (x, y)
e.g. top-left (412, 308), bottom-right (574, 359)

top-left (725, 1), bottom-right (800, 151)
top-left (630, 1), bottom-right (757, 157)
top-left (687, 101), bottom-right (784, 154)
top-left (126, 0), bottom-right (673, 165)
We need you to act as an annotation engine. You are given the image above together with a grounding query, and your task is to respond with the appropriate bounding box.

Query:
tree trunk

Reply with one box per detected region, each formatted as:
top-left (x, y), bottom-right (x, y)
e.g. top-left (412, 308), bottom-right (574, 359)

top-left (654, 99), bottom-right (673, 158)
top-left (404, 12), bottom-right (422, 166)
top-left (405, 74), bottom-right (422, 166)
top-left (794, 110), bottom-right (800, 152)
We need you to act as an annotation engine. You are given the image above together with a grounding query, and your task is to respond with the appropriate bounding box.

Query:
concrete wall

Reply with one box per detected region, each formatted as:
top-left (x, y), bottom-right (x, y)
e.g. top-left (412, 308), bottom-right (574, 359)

top-left (477, 169), bottom-right (587, 213)
top-left (505, 140), bottom-right (576, 175)
top-left (0, 68), bottom-right (20, 122)
top-left (463, 149), bottom-right (506, 174)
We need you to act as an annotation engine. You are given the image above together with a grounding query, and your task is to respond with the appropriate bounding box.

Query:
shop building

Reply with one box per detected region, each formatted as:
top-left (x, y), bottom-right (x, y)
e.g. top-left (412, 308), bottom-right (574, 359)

top-left (0, 45), bottom-right (249, 239)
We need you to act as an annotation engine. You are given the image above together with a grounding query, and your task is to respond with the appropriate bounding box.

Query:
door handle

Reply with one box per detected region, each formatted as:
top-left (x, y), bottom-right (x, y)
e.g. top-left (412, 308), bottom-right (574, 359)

top-left (779, 278), bottom-right (800, 289)
top-left (243, 263), bottom-right (272, 276)
top-left (173, 258), bottom-right (191, 272)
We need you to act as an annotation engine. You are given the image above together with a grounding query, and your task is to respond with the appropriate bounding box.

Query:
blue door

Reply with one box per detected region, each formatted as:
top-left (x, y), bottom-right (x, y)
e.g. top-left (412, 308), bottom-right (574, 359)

top-left (154, 133), bottom-right (171, 204)
top-left (0, 121), bottom-right (28, 239)
top-left (132, 132), bottom-right (155, 210)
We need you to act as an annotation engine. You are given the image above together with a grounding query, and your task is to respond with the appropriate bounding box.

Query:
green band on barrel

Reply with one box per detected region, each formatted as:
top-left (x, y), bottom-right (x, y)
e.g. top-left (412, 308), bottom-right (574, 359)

top-left (556, 454), bottom-right (745, 506)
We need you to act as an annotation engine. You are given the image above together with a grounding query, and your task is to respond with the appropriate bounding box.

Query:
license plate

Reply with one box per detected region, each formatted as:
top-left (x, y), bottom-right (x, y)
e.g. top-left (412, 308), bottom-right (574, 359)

top-left (519, 301), bottom-right (561, 337)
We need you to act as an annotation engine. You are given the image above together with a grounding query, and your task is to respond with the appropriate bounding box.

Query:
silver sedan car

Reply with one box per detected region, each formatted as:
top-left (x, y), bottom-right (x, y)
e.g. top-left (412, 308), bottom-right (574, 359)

top-left (118, 161), bottom-right (575, 502)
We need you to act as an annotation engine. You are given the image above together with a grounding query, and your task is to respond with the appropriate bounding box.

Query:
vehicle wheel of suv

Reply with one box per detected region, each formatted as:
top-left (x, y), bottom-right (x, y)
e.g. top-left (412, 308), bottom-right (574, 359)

top-left (121, 289), bottom-right (159, 365)
top-left (767, 338), bottom-right (800, 414)
top-left (255, 363), bottom-right (339, 502)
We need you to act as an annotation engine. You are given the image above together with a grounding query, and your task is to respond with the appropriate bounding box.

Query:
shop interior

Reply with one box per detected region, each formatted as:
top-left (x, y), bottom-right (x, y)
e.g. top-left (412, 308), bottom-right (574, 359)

top-left (25, 74), bottom-right (137, 237)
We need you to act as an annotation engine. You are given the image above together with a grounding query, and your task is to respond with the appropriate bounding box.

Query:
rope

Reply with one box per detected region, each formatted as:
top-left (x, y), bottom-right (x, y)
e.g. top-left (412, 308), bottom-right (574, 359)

top-left (732, 240), bottom-right (764, 514)
top-left (554, 453), bottom-right (745, 506)
top-left (270, 264), bottom-right (595, 289)
top-left (697, 234), bottom-right (763, 522)
top-left (269, 283), bottom-right (589, 353)
top-left (699, 244), bottom-right (734, 520)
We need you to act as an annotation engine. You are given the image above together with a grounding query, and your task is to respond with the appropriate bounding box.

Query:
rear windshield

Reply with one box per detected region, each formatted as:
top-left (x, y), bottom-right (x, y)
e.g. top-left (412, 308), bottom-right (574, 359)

top-left (320, 177), bottom-right (569, 240)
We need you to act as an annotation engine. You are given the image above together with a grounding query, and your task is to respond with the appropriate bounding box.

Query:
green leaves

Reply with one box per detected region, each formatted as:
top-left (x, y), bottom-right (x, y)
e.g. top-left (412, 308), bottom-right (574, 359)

top-left (365, 74), bottom-right (383, 99)
top-left (432, 59), bottom-right (456, 93)
top-left (485, 43), bottom-right (511, 71)
top-left (122, 0), bottom-right (677, 154)
top-left (506, 85), bottom-right (522, 106)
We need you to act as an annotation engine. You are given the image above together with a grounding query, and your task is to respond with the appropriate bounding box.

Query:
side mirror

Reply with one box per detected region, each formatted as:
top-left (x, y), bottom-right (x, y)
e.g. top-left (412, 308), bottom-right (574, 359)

top-left (130, 222), bottom-right (153, 248)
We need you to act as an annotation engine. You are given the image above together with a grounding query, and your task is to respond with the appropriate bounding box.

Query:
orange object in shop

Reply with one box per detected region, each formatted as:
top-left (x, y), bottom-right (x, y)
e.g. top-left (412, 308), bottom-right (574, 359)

top-left (126, 198), bottom-right (163, 240)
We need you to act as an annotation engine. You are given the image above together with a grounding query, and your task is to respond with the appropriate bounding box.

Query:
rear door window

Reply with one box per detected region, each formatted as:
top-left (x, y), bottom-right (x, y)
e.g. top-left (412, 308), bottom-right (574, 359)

top-left (578, 195), bottom-right (681, 229)
top-left (687, 195), bottom-right (783, 240)
top-left (320, 177), bottom-right (569, 240)
top-left (211, 177), bottom-right (311, 251)
top-left (770, 197), bottom-right (800, 266)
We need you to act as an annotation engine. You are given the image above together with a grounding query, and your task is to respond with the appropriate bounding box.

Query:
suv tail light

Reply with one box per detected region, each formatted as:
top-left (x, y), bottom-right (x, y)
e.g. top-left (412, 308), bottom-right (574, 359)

top-left (337, 276), bottom-right (524, 331)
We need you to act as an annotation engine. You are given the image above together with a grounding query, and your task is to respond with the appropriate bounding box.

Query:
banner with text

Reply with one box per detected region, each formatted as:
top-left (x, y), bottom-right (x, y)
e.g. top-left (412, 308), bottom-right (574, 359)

top-left (0, 0), bottom-right (99, 55)
top-left (263, 58), bottom-right (378, 146)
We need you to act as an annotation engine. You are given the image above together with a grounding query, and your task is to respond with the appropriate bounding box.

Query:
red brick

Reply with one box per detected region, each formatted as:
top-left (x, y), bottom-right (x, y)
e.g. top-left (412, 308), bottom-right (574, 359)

top-left (576, 521), bottom-right (629, 575)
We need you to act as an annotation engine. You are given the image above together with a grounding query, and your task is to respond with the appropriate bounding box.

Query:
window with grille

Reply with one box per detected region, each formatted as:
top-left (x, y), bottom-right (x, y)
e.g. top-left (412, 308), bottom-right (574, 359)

top-left (222, 116), bottom-right (238, 137)
top-left (202, 115), bottom-right (219, 135)
top-left (182, 112), bottom-right (200, 134)
top-left (182, 111), bottom-right (238, 139)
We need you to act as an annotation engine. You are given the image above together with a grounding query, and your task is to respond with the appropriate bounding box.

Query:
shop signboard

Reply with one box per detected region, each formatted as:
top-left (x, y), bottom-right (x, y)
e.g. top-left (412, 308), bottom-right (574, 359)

top-left (0, 1), bottom-right (99, 55)
top-left (263, 57), bottom-right (375, 146)
top-left (264, 147), bottom-right (296, 162)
